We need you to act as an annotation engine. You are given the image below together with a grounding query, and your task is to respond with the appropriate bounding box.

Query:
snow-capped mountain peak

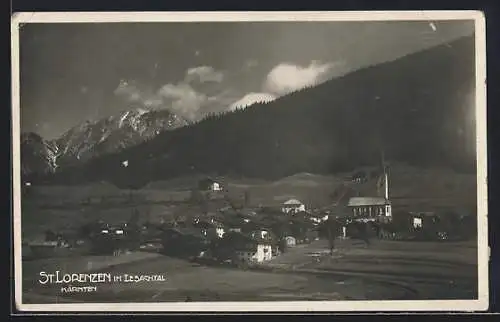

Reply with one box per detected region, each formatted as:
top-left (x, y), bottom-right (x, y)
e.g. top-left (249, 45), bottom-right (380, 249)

top-left (21, 108), bottom-right (188, 175)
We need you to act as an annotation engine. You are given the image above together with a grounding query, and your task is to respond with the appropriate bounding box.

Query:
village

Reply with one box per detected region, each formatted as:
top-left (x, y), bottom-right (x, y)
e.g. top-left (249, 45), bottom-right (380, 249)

top-left (19, 163), bottom-right (481, 303)
top-left (24, 166), bottom-right (477, 269)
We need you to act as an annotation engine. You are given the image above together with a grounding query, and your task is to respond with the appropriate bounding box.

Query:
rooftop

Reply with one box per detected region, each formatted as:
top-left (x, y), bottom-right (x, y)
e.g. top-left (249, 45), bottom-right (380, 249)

top-left (283, 199), bottom-right (303, 205)
top-left (347, 197), bottom-right (390, 207)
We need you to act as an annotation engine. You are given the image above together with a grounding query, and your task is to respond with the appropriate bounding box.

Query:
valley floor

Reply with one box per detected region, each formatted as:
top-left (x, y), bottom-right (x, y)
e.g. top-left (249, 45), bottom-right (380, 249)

top-left (17, 168), bottom-right (480, 307)
top-left (20, 238), bottom-right (478, 304)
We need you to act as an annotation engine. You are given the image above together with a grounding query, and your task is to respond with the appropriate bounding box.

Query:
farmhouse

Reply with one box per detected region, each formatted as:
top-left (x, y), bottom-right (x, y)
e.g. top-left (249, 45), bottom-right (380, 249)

top-left (198, 178), bottom-right (223, 192)
top-left (284, 236), bottom-right (296, 247)
top-left (281, 199), bottom-right (306, 215)
top-left (409, 211), bottom-right (439, 229)
top-left (234, 236), bottom-right (273, 263)
top-left (235, 243), bottom-right (273, 263)
top-left (216, 232), bottom-right (274, 263)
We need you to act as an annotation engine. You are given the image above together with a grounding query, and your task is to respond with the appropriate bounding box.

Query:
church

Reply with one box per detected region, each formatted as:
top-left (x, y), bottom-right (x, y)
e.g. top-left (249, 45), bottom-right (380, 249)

top-left (347, 170), bottom-right (392, 223)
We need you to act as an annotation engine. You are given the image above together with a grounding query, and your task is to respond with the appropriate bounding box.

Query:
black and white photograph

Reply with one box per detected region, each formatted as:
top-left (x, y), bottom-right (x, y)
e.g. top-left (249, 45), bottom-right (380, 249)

top-left (11, 11), bottom-right (488, 312)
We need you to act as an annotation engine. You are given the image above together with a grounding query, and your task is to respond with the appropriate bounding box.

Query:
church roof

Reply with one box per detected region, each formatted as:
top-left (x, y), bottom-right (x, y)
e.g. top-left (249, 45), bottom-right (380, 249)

top-left (347, 197), bottom-right (390, 207)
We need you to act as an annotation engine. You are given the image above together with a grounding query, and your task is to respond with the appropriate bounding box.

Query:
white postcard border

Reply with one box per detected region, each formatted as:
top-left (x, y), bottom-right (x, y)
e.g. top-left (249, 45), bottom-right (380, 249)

top-left (10, 10), bottom-right (488, 312)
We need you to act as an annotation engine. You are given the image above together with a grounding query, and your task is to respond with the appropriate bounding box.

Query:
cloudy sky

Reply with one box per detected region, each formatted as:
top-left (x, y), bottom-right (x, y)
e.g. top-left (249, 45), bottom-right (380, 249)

top-left (19, 20), bottom-right (474, 139)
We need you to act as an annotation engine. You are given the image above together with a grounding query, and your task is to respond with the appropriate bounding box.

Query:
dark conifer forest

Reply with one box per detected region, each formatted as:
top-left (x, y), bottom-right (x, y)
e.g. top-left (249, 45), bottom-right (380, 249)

top-left (43, 35), bottom-right (476, 189)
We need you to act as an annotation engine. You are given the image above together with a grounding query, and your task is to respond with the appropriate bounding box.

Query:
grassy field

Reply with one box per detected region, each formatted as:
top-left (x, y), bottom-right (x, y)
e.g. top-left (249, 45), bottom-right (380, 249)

top-left (20, 164), bottom-right (478, 241)
top-left (264, 238), bottom-right (478, 300)
top-left (22, 252), bottom-right (414, 303)
top-left (21, 236), bottom-right (478, 303)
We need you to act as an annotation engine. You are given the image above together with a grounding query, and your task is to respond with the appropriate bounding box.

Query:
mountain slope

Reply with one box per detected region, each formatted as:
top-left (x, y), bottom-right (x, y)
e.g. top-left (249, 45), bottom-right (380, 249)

top-left (20, 132), bottom-right (59, 179)
top-left (47, 35), bottom-right (476, 188)
top-left (54, 108), bottom-right (188, 167)
top-left (20, 108), bottom-right (188, 178)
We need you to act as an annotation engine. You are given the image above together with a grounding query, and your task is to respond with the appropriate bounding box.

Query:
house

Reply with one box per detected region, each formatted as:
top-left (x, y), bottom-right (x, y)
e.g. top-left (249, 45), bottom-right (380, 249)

top-left (233, 235), bottom-right (274, 263)
top-left (284, 236), bottom-right (296, 247)
top-left (351, 170), bottom-right (368, 183)
top-left (412, 217), bottom-right (423, 229)
top-left (214, 232), bottom-right (273, 263)
top-left (235, 242), bottom-right (273, 263)
top-left (215, 226), bottom-right (225, 239)
top-left (281, 199), bottom-right (306, 215)
top-left (193, 220), bottom-right (225, 238)
top-left (250, 229), bottom-right (271, 240)
top-left (409, 212), bottom-right (439, 229)
top-left (306, 211), bottom-right (329, 224)
top-left (198, 178), bottom-right (223, 192)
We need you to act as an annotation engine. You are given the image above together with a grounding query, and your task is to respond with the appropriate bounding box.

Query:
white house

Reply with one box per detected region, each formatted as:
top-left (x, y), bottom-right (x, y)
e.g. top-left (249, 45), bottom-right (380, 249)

top-left (281, 199), bottom-right (306, 215)
top-left (198, 178), bottom-right (223, 192)
top-left (284, 236), bottom-right (296, 247)
top-left (215, 226), bottom-right (225, 239)
top-left (251, 229), bottom-right (270, 240)
top-left (235, 243), bottom-right (273, 263)
top-left (413, 217), bottom-right (423, 229)
top-left (210, 182), bottom-right (223, 191)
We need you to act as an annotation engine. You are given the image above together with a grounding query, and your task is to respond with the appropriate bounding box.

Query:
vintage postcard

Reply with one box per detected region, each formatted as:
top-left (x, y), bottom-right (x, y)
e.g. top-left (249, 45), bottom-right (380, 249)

top-left (11, 11), bottom-right (488, 312)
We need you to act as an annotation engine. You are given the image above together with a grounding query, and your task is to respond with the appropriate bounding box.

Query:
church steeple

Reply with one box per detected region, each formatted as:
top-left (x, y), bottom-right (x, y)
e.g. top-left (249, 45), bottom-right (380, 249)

top-left (384, 171), bottom-right (389, 201)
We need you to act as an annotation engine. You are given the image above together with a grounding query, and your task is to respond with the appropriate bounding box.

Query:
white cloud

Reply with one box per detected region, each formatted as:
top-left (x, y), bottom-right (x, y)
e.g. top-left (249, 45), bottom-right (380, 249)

top-left (158, 83), bottom-right (208, 120)
top-left (114, 66), bottom-right (228, 121)
top-left (185, 66), bottom-right (224, 83)
top-left (264, 61), bottom-right (339, 95)
top-left (229, 92), bottom-right (277, 110)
